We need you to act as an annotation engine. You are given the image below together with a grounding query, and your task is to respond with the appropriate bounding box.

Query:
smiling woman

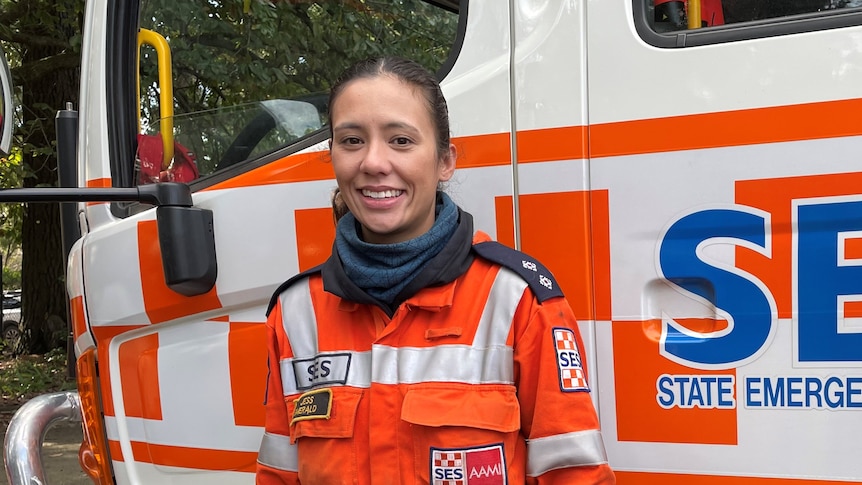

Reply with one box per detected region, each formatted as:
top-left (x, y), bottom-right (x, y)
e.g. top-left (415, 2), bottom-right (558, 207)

top-left (256, 57), bottom-right (615, 485)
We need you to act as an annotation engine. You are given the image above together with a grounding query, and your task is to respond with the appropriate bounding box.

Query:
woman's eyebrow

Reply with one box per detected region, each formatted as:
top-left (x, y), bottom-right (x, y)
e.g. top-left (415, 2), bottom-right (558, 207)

top-left (333, 121), bottom-right (420, 134)
top-left (383, 121), bottom-right (420, 134)
top-left (332, 122), bottom-right (363, 132)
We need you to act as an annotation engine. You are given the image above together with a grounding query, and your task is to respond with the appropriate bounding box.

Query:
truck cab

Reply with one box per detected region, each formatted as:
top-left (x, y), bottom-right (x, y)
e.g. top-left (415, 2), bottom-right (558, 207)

top-left (4, 0), bottom-right (862, 484)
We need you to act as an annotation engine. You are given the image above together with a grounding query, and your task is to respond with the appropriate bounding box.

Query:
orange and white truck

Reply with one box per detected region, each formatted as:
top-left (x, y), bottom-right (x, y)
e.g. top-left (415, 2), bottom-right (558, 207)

top-left (2, 0), bottom-right (862, 483)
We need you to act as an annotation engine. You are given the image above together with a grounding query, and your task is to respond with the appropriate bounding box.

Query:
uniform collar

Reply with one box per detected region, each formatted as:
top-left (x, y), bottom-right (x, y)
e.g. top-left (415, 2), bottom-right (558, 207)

top-left (323, 207), bottom-right (476, 317)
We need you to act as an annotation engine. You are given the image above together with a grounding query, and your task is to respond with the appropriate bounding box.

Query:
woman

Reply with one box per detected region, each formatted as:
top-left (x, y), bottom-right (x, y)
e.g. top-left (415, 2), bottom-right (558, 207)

top-left (256, 56), bottom-right (615, 484)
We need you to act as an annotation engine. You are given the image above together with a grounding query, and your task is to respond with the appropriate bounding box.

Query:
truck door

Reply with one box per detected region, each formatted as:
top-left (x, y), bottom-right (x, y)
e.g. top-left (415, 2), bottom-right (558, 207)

top-left (588, 1), bottom-right (862, 482)
top-left (76, 1), bottom-right (465, 483)
top-left (72, 1), bottom-right (521, 484)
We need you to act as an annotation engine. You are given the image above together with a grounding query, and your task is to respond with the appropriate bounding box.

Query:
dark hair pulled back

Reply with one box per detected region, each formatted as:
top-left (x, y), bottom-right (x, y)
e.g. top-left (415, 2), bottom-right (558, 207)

top-left (328, 56), bottom-right (451, 159)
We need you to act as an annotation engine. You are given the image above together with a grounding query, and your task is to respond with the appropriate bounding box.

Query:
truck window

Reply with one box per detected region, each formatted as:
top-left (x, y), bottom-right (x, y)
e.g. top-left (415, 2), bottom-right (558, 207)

top-left (135, 0), bottom-right (460, 186)
top-left (639, 0), bottom-right (862, 46)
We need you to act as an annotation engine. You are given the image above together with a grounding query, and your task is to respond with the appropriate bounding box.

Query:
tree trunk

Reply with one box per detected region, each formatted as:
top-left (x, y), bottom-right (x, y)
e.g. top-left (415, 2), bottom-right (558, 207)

top-left (16, 7), bottom-right (80, 355)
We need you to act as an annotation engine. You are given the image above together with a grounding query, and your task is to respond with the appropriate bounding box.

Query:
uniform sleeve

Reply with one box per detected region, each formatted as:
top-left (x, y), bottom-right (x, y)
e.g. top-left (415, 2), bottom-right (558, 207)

top-left (256, 301), bottom-right (301, 485)
top-left (513, 294), bottom-right (616, 484)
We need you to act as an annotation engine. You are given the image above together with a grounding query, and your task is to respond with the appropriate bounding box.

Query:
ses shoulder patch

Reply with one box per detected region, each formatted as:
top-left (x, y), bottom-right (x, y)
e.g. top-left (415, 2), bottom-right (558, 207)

top-left (472, 241), bottom-right (563, 302)
top-left (553, 327), bottom-right (590, 392)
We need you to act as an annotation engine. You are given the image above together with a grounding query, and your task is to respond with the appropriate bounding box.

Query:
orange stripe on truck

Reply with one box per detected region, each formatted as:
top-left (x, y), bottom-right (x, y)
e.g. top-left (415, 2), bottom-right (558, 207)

top-left (209, 98), bottom-right (862, 191)
top-left (137, 220), bottom-right (222, 323)
top-left (590, 97), bottom-right (862, 158)
top-left (295, 207), bottom-right (337, 271)
top-left (517, 126), bottom-right (586, 162)
top-left (86, 178), bottom-right (112, 188)
top-left (228, 322), bottom-right (267, 427)
top-left (495, 190), bottom-right (609, 322)
top-left (91, 325), bottom-right (147, 418)
top-left (119, 333), bottom-right (163, 420)
top-left (108, 440), bottom-right (258, 472)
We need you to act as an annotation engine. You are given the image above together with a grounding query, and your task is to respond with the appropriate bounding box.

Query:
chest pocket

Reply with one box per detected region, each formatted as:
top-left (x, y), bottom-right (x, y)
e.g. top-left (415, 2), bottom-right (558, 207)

top-left (401, 384), bottom-right (523, 484)
top-left (287, 387), bottom-right (362, 483)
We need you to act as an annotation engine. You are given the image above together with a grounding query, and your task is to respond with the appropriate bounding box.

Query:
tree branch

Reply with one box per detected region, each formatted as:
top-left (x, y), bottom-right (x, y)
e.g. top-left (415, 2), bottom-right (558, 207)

top-left (0, 25), bottom-right (70, 50)
top-left (10, 51), bottom-right (80, 85)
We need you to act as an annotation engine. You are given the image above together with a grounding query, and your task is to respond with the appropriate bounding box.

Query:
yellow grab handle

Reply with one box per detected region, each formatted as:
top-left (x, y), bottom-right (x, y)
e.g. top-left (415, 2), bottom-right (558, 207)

top-left (137, 28), bottom-right (174, 170)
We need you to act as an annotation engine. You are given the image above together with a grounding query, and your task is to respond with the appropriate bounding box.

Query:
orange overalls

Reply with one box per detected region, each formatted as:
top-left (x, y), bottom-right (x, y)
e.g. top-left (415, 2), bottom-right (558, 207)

top-left (257, 230), bottom-right (614, 484)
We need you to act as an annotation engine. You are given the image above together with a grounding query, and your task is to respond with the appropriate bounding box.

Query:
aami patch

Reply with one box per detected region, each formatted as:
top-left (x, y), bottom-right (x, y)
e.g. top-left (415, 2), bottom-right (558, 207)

top-left (430, 444), bottom-right (507, 485)
top-left (553, 327), bottom-right (590, 392)
top-left (290, 388), bottom-right (332, 425)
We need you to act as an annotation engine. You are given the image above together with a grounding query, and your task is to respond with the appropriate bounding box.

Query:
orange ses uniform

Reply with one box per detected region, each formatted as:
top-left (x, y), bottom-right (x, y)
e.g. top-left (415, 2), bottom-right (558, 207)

top-left (256, 211), bottom-right (615, 484)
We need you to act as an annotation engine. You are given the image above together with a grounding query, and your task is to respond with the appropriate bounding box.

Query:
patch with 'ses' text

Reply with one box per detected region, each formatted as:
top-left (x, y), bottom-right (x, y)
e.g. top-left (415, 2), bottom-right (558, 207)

top-left (431, 444), bottom-right (507, 485)
top-left (553, 327), bottom-right (589, 392)
top-left (290, 388), bottom-right (332, 425)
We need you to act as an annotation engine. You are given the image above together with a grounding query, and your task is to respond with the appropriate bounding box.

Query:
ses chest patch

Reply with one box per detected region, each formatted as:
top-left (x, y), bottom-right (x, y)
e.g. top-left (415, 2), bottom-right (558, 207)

top-left (553, 327), bottom-right (590, 392)
top-left (431, 444), bottom-right (507, 485)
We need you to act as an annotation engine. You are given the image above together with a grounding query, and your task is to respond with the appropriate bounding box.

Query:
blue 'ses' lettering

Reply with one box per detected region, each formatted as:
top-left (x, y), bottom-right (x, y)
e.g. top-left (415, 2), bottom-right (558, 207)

top-left (797, 200), bottom-right (862, 362)
top-left (559, 351), bottom-right (581, 367)
top-left (659, 208), bottom-right (774, 367)
top-left (659, 200), bottom-right (862, 368)
top-left (434, 469), bottom-right (463, 480)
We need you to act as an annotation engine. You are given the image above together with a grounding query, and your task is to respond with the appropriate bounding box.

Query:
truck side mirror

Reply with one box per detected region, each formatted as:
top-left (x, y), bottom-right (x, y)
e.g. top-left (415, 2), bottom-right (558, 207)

top-left (0, 182), bottom-right (218, 297)
top-left (0, 50), bottom-right (13, 157)
top-left (157, 205), bottom-right (217, 296)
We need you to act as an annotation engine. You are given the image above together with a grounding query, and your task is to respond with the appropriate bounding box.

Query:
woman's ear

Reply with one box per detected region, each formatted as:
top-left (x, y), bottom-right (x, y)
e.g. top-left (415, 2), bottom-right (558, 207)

top-left (439, 143), bottom-right (457, 182)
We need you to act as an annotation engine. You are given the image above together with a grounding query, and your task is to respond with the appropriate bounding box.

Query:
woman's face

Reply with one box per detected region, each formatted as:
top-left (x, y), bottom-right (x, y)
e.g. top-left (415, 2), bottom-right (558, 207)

top-left (330, 75), bottom-right (456, 244)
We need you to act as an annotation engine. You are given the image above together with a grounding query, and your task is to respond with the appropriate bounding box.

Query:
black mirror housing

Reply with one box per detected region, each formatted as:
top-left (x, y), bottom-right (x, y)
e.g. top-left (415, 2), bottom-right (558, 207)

top-left (156, 206), bottom-right (217, 296)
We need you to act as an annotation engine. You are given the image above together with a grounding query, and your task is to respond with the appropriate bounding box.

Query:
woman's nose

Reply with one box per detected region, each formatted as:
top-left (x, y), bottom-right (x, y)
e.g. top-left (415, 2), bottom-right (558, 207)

top-left (359, 139), bottom-right (391, 174)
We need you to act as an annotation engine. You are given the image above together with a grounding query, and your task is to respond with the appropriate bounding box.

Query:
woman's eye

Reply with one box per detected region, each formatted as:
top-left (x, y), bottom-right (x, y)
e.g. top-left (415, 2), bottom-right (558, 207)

top-left (342, 136), bottom-right (362, 145)
top-left (392, 137), bottom-right (412, 146)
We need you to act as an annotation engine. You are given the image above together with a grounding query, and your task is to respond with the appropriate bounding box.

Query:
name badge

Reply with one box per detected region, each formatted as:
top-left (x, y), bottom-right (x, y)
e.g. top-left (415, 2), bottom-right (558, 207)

top-left (291, 388), bottom-right (333, 425)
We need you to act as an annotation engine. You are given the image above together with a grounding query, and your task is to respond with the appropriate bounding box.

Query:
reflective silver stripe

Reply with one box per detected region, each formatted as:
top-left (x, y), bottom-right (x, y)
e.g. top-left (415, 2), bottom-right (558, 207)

top-left (257, 431), bottom-right (298, 472)
top-left (278, 280), bottom-right (325, 396)
top-left (526, 429), bottom-right (609, 477)
top-left (279, 280), bottom-right (318, 356)
top-left (371, 268), bottom-right (525, 384)
top-left (371, 344), bottom-right (514, 384)
top-left (473, 267), bottom-right (526, 349)
top-left (278, 263), bottom-right (527, 391)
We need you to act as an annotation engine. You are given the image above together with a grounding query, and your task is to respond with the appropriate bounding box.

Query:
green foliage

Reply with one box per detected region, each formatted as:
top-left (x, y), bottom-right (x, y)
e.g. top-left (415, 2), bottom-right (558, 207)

top-left (0, 348), bottom-right (73, 402)
top-left (3, 266), bottom-right (20, 289)
top-left (0, 145), bottom-right (23, 276)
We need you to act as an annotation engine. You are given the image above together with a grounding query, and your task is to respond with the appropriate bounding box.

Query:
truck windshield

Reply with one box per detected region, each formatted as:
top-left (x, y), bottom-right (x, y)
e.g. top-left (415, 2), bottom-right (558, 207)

top-left (136, 0), bottom-right (459, 184)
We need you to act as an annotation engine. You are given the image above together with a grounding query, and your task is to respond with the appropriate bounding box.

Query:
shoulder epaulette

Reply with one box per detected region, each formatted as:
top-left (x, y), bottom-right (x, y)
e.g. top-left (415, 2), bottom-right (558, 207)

top-left (265, 264), bottom-right (324, 316)
top-left (472, 241), bottom-right (564, 302)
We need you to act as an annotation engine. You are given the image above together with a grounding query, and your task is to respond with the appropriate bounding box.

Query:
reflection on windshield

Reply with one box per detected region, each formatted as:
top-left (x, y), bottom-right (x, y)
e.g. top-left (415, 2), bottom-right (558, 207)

top-left (163, 98), bottom-right (322, 174)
